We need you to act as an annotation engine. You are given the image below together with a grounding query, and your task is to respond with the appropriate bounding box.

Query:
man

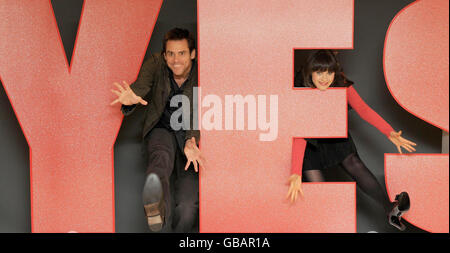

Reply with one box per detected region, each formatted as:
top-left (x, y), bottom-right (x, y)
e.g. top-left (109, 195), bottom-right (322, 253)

top-left (111, 28), bottom-right (204, 232)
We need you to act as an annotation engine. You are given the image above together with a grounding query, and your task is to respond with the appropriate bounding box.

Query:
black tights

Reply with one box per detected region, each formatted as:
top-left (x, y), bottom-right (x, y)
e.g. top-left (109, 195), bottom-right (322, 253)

top-left (303, 153), bottom-right (393, 214)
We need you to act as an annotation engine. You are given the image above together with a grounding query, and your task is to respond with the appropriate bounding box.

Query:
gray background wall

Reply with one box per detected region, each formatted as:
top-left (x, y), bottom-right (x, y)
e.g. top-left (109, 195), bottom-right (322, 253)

top-left (0, 0), bottom-right (442, 233)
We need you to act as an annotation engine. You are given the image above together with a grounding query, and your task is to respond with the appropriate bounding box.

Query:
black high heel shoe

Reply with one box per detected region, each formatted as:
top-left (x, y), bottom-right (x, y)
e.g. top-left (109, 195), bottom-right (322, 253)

top-left (388, 192), bottom-right (410, 231)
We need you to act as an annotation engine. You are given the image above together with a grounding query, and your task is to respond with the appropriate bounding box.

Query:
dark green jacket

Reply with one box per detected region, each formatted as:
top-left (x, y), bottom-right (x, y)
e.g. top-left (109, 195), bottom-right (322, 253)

top-left (121, 54), bottom-right (200, 149)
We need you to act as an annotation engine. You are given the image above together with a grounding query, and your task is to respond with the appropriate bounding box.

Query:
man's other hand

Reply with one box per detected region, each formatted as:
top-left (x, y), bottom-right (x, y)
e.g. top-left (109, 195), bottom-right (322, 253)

top-left (184, 137), bottom-right (205, 172)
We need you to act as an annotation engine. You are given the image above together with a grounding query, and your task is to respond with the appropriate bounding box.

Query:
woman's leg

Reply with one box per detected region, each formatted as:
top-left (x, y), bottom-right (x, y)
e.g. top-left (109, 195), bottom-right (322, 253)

top-left (303, 170), bottom-right (325, 182)
top-left (340, 153), bottom-right (393, 214)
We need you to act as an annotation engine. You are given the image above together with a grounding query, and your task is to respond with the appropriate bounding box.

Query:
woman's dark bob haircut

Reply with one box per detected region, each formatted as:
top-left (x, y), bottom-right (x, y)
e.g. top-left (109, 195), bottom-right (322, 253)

top-left (302, 49), bottom-right (353, 88)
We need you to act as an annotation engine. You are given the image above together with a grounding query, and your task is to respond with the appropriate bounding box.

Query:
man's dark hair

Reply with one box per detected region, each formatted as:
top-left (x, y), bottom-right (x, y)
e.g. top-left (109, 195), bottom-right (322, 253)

top-left (162, 28), bottom-right (196, 53)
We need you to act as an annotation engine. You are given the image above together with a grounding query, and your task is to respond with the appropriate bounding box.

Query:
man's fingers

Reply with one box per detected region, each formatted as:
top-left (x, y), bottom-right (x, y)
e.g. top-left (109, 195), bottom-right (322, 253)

top-left (110, 99), bottom-right (120, 106)
top-left (139, 98), bottom-right (148, 105)
top-left (113, 82), bottom-right (125, 92)
top-left (122, 81), bottom-right (130, 89)
top-left (193, 160), bottom-right (198, 172)
top-left (184, 160), bottom-right (191, 171)
top-left (111, 89), bottom-right (121, 97)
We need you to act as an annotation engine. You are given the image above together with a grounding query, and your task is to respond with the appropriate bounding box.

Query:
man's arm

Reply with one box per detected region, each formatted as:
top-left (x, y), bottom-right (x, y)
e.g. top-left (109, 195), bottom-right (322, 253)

top-left (114, 55), bottom-right (159, 115)
top-left (128, 55), bottom-right (159, 99)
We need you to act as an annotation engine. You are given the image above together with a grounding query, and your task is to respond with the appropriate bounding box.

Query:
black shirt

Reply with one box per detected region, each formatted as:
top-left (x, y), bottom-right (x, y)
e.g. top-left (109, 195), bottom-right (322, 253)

top-left (154, 68), bottom-right (190, 131)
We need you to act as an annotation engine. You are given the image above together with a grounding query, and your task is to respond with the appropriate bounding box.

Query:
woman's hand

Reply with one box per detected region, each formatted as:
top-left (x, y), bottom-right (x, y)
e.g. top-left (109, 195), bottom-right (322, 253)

top-left (286, 174), bottom-right (303, 203)
top-left (388, 130), bottom-right (417, 154)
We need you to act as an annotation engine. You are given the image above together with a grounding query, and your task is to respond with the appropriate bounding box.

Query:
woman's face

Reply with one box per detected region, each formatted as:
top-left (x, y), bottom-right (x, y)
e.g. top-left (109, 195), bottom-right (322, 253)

top-left (311, 70), bottom-right (335, 91)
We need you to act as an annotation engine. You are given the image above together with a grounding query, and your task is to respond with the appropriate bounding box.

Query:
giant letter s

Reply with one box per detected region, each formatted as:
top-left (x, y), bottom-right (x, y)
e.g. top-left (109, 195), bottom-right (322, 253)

top-left (384, 0), bottom-right (449, 233)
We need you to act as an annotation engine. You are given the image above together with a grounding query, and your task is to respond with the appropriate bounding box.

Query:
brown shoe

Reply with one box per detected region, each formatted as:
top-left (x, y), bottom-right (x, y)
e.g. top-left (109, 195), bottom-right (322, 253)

top-left (143, 173), bottom-right (165, 232)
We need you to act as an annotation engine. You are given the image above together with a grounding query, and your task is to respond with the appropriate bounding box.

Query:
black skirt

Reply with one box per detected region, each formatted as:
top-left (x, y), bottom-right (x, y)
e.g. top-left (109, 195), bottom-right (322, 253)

top-left (303, 133), bottom-right (357, 171)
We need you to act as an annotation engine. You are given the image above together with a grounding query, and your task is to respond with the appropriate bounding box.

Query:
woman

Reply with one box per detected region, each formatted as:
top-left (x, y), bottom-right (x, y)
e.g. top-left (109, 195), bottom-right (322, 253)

top-left (287, 50), bottom-right (416, 231)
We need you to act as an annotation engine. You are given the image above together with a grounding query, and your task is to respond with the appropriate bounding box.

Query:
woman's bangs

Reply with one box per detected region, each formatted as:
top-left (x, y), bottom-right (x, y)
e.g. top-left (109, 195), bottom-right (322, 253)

top-left (311, 53), bottom-right (338, 73)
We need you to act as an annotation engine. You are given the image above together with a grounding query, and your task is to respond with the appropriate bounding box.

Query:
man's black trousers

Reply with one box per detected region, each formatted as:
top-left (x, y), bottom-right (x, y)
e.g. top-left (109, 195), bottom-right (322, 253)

top-left (145, 128), bottom-right (199, 232)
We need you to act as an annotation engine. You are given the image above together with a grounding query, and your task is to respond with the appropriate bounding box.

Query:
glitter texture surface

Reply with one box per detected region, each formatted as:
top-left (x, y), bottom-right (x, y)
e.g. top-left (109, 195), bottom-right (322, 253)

top-left (199, 0), bottom-right (355, 232)
top-left (384, 0), bottom-right (449, 132)
top-left (0, 0), bottom-right (162, 232)
top-left (385, 154), bottom-right (449, 233)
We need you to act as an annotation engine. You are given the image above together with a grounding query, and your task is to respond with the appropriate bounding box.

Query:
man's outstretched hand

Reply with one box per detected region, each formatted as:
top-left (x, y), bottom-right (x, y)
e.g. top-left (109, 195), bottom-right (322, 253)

top-left (110, 81), bottom-right (148, 106)
top-left (184, 137), bottom-right (205, 172)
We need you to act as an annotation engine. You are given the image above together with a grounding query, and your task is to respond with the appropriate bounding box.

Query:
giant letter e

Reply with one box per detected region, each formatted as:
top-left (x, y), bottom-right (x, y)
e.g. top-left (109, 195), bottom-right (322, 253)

top-left (199, 0), bottom-right (355, 232)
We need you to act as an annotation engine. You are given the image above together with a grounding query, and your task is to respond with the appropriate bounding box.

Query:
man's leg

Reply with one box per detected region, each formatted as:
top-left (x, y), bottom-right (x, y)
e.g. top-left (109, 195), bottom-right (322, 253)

top-left (143, 128), bottom-right (177, 232)
top-left (172, 150), bottom-right (199, 232)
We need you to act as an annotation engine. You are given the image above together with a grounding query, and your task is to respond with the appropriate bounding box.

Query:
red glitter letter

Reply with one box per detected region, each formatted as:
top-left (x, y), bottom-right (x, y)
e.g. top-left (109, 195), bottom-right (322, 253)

top-left (199, 0), bottom-right (356, 232)
top-left (384, 0), bottom-right (449, 233)
top-left (0, 0), bottom-right (162, 232)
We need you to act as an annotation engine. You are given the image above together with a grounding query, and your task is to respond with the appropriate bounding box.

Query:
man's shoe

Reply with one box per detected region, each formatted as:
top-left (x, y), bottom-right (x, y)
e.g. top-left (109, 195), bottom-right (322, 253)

top-left (388, 192), bottom-right (410, 231)
top-left (143, 173), bottom-right (165, 232)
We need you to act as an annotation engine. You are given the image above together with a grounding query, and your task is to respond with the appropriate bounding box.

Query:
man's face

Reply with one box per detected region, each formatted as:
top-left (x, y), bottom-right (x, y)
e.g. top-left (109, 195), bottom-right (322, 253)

top-left (164, 39), bottom-right (196, 78)
top-left (312, 70), bottom-right (335, 91)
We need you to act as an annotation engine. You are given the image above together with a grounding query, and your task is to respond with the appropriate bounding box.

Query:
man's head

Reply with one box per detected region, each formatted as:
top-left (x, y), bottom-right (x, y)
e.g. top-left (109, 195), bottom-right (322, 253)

top-left (163, 28), bottom-right (196, 79)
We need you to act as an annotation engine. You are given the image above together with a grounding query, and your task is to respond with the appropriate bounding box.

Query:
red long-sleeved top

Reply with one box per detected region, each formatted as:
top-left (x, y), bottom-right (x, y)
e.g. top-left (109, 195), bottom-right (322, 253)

top-left (291, 85), bottom-right (394, 176)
